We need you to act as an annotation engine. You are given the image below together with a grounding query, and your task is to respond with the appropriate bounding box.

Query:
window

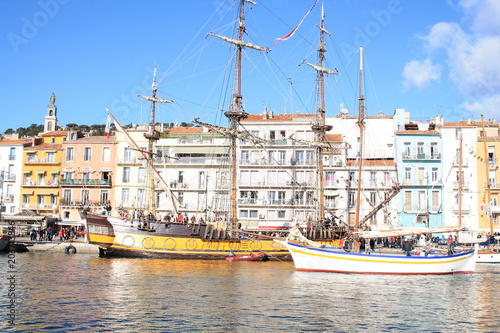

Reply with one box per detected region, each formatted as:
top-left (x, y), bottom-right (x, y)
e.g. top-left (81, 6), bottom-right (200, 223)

top-left (82, 172), bottom-right (90, 182)
top-left (47, 152), bottom-right (55, 162)
top-left (124, 147), bottom-right (132, 162)
top-left (489, 170), bottom-right (496, 187)
top-left (431, 190), bottom-right (440, 212)
top-left (404, 191), bottom-right (412, 211)
top-left (121, 189), bottom-right (130, 205)
top-left (123, 167), bottom-right (131, 183)
top-left (278, 191), bottom-right (285, 204)
top-left (348, 191), bottom-right (355, 208)
top-left (199, 171), bottom-right (206, 188)
top-left (384, 172), bottom-right (391, 186)
top-left (82, 190), bottom-right (90, 205)
top-left (102, 147), bottom-right (111, 162)
top-left (456, 129), bottom-right (462, 139)
top-left (137, 189), bottom-right (145, 207)
top-left (28, 153), bottom-right (36, 162)
top-left (83, 147), bottom-right (92, 161)
top-left (306, 151), bottom-right (314, 165)
top-left (294, 151), bottom-right (304, 165)
top-left (249, 210), bottom-right (258, 219)
top-left (9, 147), bottom-right (15, 160)
top-left (268, 191), bottom-right (276, 204)
top-left (370, 192), bottom-right (377, 205)
top-left (37, 195), bottom-right (44, 208)
top-left (488, 146), bottom-right (496, 166)
top-left (431, 167), bottom-right (439, 182)
top-left (278, 210), bottom-right (286, 218)
top-left (418, 167), bottom-right (426, 185)
top-left (239, 210), bottom-right (249, 218)
top-left (418, 190), bottom-right (427, 211)
top-left (326, 172), bottom-right (335, 186)
top-left (138, 167), bottom-right (146, 183)
top-left (417, 142), bottom-right (424, 156)
top-left (241, 150), bottom-right (249, 164)
top-left (430, 142), bottom-right (438, 158)
top-left (278, 151), bottom-right (286, 165)
top-left (370, 172), bottom-right (377, 186)
top-left (100, 190), bottom-right (109, 204)
top-left (63, 189), bottom-right (71, 204)
top-left (66, 147), bottom-right (74, 161)
top-left (403, 142), bottom-right (411, 157)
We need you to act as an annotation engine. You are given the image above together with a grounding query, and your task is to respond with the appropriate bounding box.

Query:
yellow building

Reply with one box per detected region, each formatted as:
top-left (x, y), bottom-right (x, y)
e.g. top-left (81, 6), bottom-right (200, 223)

top-left (20, 131), bottom-right (68, 216)
top-left (476, 121), bottom-right (500, 233)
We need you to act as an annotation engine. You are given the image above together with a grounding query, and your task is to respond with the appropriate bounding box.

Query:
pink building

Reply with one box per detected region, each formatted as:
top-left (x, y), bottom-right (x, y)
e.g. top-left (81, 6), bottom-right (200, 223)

top-left (59, 136), bottom-right (117, 224)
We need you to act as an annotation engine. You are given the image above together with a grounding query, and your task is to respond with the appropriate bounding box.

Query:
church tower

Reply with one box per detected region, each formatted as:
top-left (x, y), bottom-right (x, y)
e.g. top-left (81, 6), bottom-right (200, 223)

top-left (44, 92), bottom-right (58, 133)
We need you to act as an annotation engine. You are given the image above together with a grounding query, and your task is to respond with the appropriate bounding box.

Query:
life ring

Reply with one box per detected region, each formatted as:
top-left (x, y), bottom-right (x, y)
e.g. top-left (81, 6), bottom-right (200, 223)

top-left (65, 245), bottom-right (77, 254)
top-left (125, 213), bottom-right (132, 220)
top-left (119, 211), bottom-right (126, 219)
top-left (165, 223), bottom-right (170, 229)
top-left (186, 223), bottom-right (193, 230)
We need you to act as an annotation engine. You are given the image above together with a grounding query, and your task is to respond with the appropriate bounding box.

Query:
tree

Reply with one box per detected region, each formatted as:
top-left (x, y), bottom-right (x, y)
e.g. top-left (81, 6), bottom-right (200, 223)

top-left (66, 123), bottom-right (78, 129)
top-left (4, 128), bottom-right (14, 134)
top-left (78, 124), bottom-right (90, 133)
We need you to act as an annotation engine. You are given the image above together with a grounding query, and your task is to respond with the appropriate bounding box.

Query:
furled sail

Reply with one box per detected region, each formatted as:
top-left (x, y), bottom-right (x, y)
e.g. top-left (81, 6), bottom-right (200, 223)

top-left (207, 33), bottom-right (270, 52)
top-left (302, 61), bottom-right (338, 75)
top-left (137, 95), bottom-right (174, 104)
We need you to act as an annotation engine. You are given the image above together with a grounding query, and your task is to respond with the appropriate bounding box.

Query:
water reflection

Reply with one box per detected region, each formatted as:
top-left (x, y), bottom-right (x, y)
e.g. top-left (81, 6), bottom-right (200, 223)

top-left (2, 253), bottom-right (500, 332)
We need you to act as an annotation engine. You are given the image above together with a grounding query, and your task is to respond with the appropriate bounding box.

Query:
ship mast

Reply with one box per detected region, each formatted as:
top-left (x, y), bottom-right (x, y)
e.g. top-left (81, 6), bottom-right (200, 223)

top-left (353, 46), bottom-right (365, 250)
top-left (481, 115), bottom-right (494, 236)
top-left (137, 66), bottom-right (174, 216)
top-left (303, 5), bottom-right (337, 221)
top-left (458, 131), bottom-right (463, 227)
top-left (209, 0), bottom-right (269, 230)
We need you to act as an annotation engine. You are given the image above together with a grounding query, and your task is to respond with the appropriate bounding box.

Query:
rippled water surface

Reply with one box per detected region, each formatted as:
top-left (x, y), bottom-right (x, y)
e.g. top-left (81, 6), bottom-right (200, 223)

top-left (1, 252), bottom-right (500, 332)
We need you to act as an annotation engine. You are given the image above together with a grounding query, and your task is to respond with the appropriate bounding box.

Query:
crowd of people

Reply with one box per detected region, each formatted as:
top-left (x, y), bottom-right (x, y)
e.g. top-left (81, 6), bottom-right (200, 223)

top-left (28, 226), bottom-right (82, 242)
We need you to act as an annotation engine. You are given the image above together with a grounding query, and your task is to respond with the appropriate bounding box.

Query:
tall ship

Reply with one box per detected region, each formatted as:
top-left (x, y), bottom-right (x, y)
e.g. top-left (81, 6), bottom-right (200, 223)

top-left (83, 0), bottom-right (346, 259)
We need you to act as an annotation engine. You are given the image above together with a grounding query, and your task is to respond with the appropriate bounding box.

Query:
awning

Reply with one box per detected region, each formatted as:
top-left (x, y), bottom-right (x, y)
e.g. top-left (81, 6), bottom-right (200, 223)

top-left (23, 170), bottom-right (32, 173)
top-left (324, 190), bottom-right (339, 196)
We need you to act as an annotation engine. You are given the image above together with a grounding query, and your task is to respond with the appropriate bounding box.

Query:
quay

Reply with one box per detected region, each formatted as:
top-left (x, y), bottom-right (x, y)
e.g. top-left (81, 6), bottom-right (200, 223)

top-left (14, 236), bottom-right (99, 254)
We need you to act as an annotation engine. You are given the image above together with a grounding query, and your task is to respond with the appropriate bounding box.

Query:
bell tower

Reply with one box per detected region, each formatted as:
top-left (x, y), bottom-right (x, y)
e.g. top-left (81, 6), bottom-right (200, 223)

top-left (44, 92), bottom-right (58, 133)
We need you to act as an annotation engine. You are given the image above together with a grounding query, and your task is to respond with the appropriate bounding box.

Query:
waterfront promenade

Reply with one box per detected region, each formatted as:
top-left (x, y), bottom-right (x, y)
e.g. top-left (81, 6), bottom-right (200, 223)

top-left (13, 236), bottom-right (99, 254)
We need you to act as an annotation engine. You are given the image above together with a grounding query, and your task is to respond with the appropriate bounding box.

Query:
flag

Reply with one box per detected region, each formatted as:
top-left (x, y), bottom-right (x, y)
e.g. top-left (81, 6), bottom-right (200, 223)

top-left (274, 0), bottom-right (320, 46)
top-left (105, 114), bottom-right (111, 138)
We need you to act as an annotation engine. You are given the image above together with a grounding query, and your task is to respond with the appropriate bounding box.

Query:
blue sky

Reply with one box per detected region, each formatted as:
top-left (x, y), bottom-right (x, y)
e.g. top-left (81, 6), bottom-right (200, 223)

top-left (1, 0), bottom-right (499, 132)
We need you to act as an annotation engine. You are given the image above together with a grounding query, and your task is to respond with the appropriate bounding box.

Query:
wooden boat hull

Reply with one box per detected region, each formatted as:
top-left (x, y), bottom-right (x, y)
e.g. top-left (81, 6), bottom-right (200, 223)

top-left (277, 240), bottom-right (476, 275)
top-left (85, 213), bottom-right (291, 260)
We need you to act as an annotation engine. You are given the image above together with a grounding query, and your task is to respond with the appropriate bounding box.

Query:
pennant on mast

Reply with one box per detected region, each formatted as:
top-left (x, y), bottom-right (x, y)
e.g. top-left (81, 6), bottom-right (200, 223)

top-left (274, 0), bottom-right (320, 45)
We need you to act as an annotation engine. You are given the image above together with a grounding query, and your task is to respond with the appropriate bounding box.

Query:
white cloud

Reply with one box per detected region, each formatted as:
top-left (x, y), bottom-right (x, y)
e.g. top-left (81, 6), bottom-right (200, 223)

top-left (402, 59), bottom-right (441, 90)
top-left (461, 95), bottom-right (500, 120)
top-left (459, 0), bottom-right (500, 35)
top-left (404, 0), bottom-right (500, 113)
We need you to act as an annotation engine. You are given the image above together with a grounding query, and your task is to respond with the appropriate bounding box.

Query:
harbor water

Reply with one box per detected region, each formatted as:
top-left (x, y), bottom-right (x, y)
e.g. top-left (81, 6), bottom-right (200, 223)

top-left (2, 252), bottom-right (500, 332)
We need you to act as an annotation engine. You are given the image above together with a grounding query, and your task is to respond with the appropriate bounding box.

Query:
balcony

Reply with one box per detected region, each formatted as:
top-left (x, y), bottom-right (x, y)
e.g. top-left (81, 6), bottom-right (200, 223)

top-left (402, 153), bottom-right (441, 161)
top-left (3, 174), bottom-right (16, 182)
top-left (60, 179), bottom-right (111, 186)
top-left (25, 158), bottom-right (60, 164)
top-left (23, 181), bottom-right (59, 187)
top-left (21, 203), bottom-right (58, 210)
